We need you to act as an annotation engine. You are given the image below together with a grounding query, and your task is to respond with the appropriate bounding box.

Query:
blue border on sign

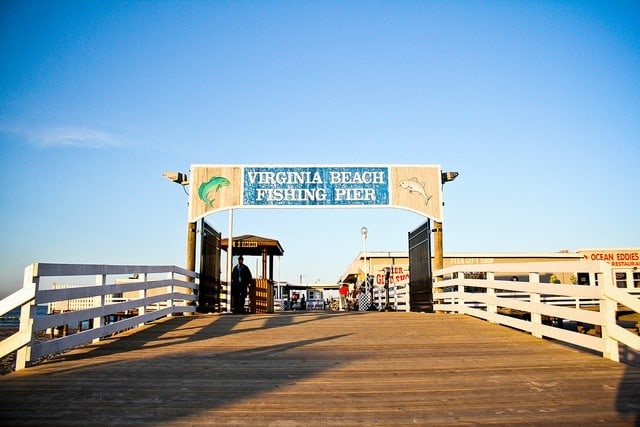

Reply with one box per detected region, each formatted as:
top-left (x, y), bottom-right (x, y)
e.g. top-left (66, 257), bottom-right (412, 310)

top-left (243, 166), bottom-right (389, 206)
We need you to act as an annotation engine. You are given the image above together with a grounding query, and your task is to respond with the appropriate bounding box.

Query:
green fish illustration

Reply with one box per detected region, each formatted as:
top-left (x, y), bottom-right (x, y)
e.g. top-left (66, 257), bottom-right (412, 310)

top-left (198, 176), bottom-right (230, 207)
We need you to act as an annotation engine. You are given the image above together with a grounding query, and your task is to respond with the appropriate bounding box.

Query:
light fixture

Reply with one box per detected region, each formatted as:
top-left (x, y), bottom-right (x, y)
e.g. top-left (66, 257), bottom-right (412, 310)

top-left (163, 171), bottom-right (189, 195)
top-left (163, 171), bottom-right (189, 185)
top-left (441, 171), bottom-right (459, 183)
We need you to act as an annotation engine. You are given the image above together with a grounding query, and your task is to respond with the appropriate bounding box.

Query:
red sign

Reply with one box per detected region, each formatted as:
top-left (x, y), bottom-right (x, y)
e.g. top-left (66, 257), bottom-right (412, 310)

top-left (375, 266), bottom-right (410, 285)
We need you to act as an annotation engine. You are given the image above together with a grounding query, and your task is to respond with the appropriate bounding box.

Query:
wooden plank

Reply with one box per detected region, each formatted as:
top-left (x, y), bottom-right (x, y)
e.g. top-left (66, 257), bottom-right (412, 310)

top-left (35, 279), bottom-right (183, 304)
top-left (33, 263), bottom-right (197, 278)
top-left (0, 312), bottom-right (638, 426)
top-left (0, 287), bottom-right (35, 317)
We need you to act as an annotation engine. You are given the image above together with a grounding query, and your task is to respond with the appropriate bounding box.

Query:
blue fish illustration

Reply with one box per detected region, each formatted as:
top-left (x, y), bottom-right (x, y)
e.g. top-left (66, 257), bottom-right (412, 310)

top-left (198, 176), bottom-right (230, 207)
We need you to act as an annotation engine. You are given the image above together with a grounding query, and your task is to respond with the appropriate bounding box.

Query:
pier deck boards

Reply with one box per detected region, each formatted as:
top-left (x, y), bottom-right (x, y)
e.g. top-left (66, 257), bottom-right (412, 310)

top-left (1, 312), bottom-right (638, 426)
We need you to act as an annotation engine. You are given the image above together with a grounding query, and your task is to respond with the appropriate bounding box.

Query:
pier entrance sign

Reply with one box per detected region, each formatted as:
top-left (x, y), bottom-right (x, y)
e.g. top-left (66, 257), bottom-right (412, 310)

top-left (188, 164), bottom-right (443, 222)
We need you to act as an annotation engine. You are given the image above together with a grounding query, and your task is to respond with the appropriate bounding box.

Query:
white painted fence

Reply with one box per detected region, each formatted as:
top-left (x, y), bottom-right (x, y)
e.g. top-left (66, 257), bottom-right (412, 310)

top-left (0, 263), bottom-right (197, 371)
top-left (433, 260), bottom-right (640, 363)
top-left (372, 283), bottom-right (410, 312)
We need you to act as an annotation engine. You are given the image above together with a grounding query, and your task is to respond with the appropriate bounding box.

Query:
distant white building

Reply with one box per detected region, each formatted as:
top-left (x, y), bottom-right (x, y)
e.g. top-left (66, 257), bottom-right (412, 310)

top-left (338, 248), bottom-right (640, 289)
top-left (48, 283), bottom-right (121, 313)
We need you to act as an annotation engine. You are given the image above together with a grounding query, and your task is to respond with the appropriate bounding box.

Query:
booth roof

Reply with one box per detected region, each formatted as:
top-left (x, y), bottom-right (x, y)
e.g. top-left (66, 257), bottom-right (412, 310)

top-left (220, 234), bottom-right (285, 257)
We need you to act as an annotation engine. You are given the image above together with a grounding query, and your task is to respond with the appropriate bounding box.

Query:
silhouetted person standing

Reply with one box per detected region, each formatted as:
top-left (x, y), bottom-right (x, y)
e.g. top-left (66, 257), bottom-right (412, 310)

top-left (231, 256), bottom-right (252, 314)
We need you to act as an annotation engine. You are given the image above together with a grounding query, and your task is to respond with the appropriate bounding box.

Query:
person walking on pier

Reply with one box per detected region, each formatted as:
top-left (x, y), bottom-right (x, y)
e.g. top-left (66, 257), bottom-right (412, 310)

top-left (231, 256), bottom-right (252, 314)
top-left (339, 283), bottom-right (349, 311)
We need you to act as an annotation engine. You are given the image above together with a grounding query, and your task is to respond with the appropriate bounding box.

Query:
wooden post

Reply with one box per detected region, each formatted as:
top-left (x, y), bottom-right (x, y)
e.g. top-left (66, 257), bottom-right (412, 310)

top-left (599, 263), bottom-right (619, 362)
top-left (93, 273), bottom-right (106, 343)
top-left (529, 272), bottom-right (543, 338)
top-left (15, 263), bottom-right (38, 371)
top-left (433, 221), bottom-right (443, 277)
top-left (186, 221), bottom-right (197, 276)
top-left (183, 221), bottom-right (197, 316)
top-left (433, 221), bottom-right (443, 313)
top-left (167, 271), bottom-right (174, 317)
top-left (486, 272), bottom-right (497, 323)
top-left (455, 271), bottom-right (464, 314)
top-left (261, 248), bottom-right (267, 280)
top-left (138, 273), bottom-right (147, 327)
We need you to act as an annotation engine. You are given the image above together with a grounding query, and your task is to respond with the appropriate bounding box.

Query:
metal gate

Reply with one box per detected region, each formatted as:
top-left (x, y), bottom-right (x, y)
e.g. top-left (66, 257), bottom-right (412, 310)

top-left (408, 220), bottom-right (433, 312)
top-left (198, 221), bottom-right (222, 312)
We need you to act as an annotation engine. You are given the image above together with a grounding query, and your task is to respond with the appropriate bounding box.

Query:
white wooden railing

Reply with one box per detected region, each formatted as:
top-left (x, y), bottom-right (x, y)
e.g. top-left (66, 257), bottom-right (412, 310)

top-left (372, 283), bottom-right (410, 312)
top-left (433, 260), bottom-right (640, 363)
top-left (0, 262), bottom-right (197, 371)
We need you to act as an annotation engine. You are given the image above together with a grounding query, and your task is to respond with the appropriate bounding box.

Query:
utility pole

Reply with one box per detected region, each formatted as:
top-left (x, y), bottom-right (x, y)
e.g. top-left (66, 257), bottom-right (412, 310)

top-left (186, 221), bottom-right (197, 278)
top-left (434, 171), bottom-right (459, 291)
top-left (433, 220), bottom-right (443, 278)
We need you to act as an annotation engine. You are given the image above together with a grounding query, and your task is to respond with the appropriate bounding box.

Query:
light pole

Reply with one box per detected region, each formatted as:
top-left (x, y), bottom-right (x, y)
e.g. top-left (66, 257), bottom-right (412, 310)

top-left (361, 226), bottom-right (368, 309)
top-left (361, 226), bottom-right (368, 284)
top-left (433, 171), bottom-right (459, 284)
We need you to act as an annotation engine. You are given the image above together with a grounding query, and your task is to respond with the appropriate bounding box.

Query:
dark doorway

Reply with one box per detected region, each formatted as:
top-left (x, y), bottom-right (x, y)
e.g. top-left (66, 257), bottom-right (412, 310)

top-left (198, 221), bottom-right (222, 312)
top-left (408, 220), bottom-right (433, 312)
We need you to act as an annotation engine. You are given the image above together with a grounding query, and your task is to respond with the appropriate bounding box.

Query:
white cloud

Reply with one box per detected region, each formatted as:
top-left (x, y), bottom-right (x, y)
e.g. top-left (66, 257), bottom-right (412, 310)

top-left (32, 127), bottom-right (123, 149)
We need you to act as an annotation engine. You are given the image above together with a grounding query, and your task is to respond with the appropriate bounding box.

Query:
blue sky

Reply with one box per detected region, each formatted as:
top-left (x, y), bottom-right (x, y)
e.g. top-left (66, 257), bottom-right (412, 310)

top-left (1, 1), bottom-right (638, 297)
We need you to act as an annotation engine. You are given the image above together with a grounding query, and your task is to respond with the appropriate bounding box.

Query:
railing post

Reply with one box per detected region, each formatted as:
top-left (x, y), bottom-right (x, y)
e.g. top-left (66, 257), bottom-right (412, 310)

top-left (456, 271), bottom-right (464, 314)
top-left (138, 273), bottom-right (147, 327)
top-left (599, 263), bottom-right (619, 362)
top-left (372, 286), bottom-right (378, 309)
top-left (93, 273), bottom-right (107, 343)
top-left (529, 272), bottom-right (543, 338)
top-left (600, 296), bottom-right (619, 362)
top-left (15, 263), bottom-right (38, 371)
top-left (392, 284), bottom-right (396, 309)
top-left (486, 272), bottom-right (497, 323)
top-left (167, 271), bottom-right (174, 317)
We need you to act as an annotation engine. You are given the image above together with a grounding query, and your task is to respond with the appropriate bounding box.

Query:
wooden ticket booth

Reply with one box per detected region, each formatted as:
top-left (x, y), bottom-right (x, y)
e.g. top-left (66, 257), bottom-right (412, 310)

top-left (220, 234), bottom-right (284, 314)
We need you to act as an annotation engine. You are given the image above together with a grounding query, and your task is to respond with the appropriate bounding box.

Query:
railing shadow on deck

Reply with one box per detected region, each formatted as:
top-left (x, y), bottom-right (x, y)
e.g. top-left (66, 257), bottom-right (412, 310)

top-left (433, 259), bottom-right (640, 424)
top-left (0, 313), bottom-right (363, 426)
top-left (41, 311), bottom-right (351, 367)
top-left (1, 311), bottom-right (638, 425)
top-left (616, 346), bottom-right (640, 421)
top-left (1, 259), bottom-right (639, 424)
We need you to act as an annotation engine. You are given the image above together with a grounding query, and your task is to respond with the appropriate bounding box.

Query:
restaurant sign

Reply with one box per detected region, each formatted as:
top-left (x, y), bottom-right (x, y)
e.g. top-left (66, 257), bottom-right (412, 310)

top-left (188, 164), bottom-right (443, 222)
top-left (578, 248), bottom-right (640, 268)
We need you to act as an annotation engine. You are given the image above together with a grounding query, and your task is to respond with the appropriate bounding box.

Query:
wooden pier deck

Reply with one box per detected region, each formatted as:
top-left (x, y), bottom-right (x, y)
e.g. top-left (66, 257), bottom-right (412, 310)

top-left (1, 311), bottom-right (638, 426)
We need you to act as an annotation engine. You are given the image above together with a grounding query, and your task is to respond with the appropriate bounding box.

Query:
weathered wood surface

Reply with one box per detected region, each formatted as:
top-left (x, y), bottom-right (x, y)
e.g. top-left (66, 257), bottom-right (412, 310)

top-left (1, 312), bottom-right (638, 426)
